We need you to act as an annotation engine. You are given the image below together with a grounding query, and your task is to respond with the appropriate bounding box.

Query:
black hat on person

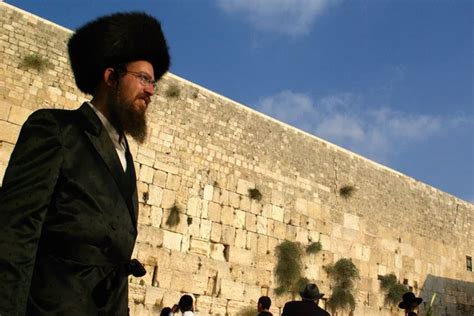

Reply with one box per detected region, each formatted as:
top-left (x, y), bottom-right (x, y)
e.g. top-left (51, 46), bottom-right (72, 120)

top-left (68, 12), bottom-right (170, 95)
top-left (398, 292), bottom-right (423, 309)
top-left (300, 283), bottom-right (324, 300)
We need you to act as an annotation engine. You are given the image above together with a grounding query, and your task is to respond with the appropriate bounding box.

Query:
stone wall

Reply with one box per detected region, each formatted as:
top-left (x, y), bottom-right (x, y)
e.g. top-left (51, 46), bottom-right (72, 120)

top-left (1, 3), bottom-right (473, 315)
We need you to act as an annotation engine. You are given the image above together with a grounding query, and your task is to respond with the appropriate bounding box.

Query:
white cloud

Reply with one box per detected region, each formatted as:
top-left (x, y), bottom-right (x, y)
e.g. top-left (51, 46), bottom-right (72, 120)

top-left (255, 90), bottom-right (469, 163)
top-left (216, 0), bottom-right (333, 35)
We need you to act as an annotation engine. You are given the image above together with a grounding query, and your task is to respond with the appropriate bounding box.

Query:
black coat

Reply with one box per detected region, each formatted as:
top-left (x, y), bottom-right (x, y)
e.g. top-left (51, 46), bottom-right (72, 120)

top-left (0, 103), bottom-right (139, 315)
top-left (282, 300), bottom-right (330, 316)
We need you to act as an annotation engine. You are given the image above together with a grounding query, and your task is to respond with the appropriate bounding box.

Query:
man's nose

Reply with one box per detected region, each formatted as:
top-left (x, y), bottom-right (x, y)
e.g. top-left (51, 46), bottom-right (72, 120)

top-left (144, 83), bottom-right (155, 95)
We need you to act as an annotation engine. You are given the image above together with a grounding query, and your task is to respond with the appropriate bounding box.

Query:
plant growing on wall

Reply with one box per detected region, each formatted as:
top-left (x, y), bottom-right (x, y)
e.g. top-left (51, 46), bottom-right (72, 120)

top-left (165, 84), bottom-right (180, 98)
top-left (325, 258), bottom-right (359, 313)
top-left (339, 185), bottom-right (355, 199)
top-left (379, 273), bottom-right (408, 306)
top-left (248, 187), bottom-right (262, 201)
top-left (19, 53), bottom-right (52, 72)
top-left (306, 241), bottom-right (322, 254)
top-left (275, 240), bottom-right (305, 296)
top-left (165, 204), bottom-right (181, 227)
top-left (237, 306), bottom-right (258, 316)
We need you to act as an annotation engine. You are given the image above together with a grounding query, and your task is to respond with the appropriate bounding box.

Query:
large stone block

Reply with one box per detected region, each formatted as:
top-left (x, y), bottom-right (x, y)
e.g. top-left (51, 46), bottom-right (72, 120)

top-left (208, 202), bottom-right (222, 222)
top-left (189, 237), bottom-right (210, 256)
top-left (219, 278), bottom-right (245, 301)
top-left (162, 230), bottom-right (182, 251)
top-left (221, 205), bottom-right (234, 226)
top-left (228, 246), bottom-right (254, 266)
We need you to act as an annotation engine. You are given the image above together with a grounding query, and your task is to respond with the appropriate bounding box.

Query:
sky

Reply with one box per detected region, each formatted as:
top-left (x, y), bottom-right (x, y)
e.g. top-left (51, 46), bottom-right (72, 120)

top-left (5, 0), bottom-right (474, 202)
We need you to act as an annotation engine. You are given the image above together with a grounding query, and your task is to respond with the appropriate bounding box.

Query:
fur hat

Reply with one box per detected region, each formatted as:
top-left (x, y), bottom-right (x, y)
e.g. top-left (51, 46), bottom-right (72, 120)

top-left (398, 292), bottom-right (423, 309)
top-left (300, 283), bottom-right (324, 301)
top-left (68, 12), bottom-right (170, 95)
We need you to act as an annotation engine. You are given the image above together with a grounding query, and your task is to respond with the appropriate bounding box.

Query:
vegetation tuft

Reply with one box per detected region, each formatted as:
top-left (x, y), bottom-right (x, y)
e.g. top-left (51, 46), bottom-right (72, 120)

top-left (339, 185), bottom-right (355, 199)
top-left (379, 273), bottom-right (408, 306)
top-left (19, 54), bottom-right (51, 72)
top-left (237, 306), bottom-right (258, 316)
top-left (325, 258), bottom-right (359, 312)
top-left (166, 204), bottom-right (181, 227)
top-left (275, 240), bottom-right (303, 296)
top-left (165, 84), bottom-right (180, 98)
top-left (248, 188), bottom-right (262, 201)
top-left (306, 241), bottom-right (322, 254)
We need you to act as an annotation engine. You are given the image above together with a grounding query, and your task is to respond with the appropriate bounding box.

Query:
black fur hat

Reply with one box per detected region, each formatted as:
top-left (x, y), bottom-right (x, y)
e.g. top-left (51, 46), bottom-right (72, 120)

top-left (68, 12), bottom-right (170, 95)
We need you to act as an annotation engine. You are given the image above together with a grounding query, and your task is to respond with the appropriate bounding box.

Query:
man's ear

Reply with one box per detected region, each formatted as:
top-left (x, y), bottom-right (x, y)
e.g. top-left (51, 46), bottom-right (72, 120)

top-left (103, 67), bottom-right (117, 87)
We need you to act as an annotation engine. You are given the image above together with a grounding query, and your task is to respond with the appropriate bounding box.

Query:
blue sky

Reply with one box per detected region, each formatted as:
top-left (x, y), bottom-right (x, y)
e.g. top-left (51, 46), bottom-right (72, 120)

top-left (5, 0), bottom-right (474, 202)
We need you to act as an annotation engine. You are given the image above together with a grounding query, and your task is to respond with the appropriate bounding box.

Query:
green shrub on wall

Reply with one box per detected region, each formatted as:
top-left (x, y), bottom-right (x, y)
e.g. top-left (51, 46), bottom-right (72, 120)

top-left (166, 204), bottom-right (181, 227)
top-left (19, 53), bottom-right (52, 72)
top-left (379, 273), bottom-right (408, 306)
top-left (325, 258), bottom-right (359, 313)
top-left (275, 240), bottom-right (304, 296)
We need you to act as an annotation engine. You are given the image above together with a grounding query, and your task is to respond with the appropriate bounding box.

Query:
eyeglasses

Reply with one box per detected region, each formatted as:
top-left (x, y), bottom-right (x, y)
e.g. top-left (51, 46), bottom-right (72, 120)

top-left (124, 71), bottom-right (157, 90)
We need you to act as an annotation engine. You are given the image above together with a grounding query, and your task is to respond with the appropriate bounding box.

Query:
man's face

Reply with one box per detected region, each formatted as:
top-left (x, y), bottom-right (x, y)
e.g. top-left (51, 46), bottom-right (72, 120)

top-left (108, 60), bottom-right (155, 144)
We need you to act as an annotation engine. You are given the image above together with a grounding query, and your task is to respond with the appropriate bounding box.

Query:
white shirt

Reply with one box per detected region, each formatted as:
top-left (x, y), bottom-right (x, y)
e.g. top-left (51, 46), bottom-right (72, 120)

top-left (87, 102), bottom-right (127, 171)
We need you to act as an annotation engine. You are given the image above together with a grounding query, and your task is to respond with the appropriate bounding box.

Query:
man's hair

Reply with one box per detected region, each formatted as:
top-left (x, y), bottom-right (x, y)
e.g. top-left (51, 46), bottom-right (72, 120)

top-left (258, 296), bottom-right (271, 309)
top-left (178, 295), bottom-right (193, 312)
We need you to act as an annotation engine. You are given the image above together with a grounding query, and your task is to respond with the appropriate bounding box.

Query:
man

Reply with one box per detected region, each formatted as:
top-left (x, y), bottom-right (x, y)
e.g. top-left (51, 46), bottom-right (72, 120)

top-left (171, 295), bottom-right (195, 316)
top-left (398, 292), bottom-right (423, 316)
top-left (257, 296), bottom-right (273, 316)
top-left (282, 283), bottom-right (330, 316)
top-left (0, 12), bottom-right (170, 315)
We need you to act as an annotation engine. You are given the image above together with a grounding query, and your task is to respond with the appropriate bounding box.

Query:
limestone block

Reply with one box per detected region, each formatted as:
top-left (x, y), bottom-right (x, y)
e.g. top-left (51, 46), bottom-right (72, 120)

top-left (295, 227), bottom-right (308, 243)
top-left (138, 204), bottom-right (151, 225)
top-left (221, 225), bottom-right (235, 245)
top-left (136, 225), bottom-right (163, 248)
top-left (153, 169), bottom-right (167, 187)
top-left (162, 230), bottom-right (182, 251)
top-left (234, 209), bottom-right (246, 228)
top-left (154, 160), bottom-right (178, 175)
top-left (229, 191), bottom-right (240, 208)
top-left (257, 235), bottom-right (268, 255)
top-left (0, 120), bottom-right (20, 144)
top-left (240, 196), bottom-right (251, 212)
top-left (210, 243), bottom-right (226, 261)
top-left (210, 297), bottom-right (228, 315)
top-left (187, 216), bottom-right (200, 236)
top-left (271, 189), bottom-right (284, 206)
top-left (162, 289), bottom-right (184, 309)
top-left (186, 196), bottom-right (200, 217)
top-left (170, 271), bottom-right (208, 295)
top-left (234, 228), bottom-right (246, 249)
top-left (203, 184), bottom-right (214, 201)
top-left (257, 215), bottom-right (267, 235)
top-left (148, 185), bottom-right (163, 207)
top-left (289, 210), bottom-right (301, 226)
top-left (273, 221), bottom-right (286, 238)
top-left (228, 246), bottom-right (254, 265)
top-left (219, 189), bottom-right (229, 205)
top-left (295, 198), bottom-right (308, 215)
top-left (165, 173), bottom-right (181, 190)
top-left (243, 283), bottom-right (262, 303)
top-left (256, 268), bottom-right (272, 288)
top-left (271, 205), bottom-right (284, 222)
top-left (208, 202), bottom-right (221, 222)
top-left (139, 165), bottom-right (154, 184)
top-left (212, 186), bottom-right (221, 203)
top-left (0, 100), bottom-right (11, 121)
top-left (227, 300), bottom-right (249, 315)
top-left (189, 237), bottom-right (210, 256)
top-left (343, 213), bottom-right (360, 230)
top-left (261, 204), bottom-right (271, 218)
top-left (307, 200), bottom-right (322, 218)
top-left (286, 225), bottom-right (297, 240)
top-left (199, 219), bottom-right (212, 240)
top-left (221, 205), bottom-right (234, 226)
top-left (266, 219), bottom-right (275, 237)
top-left (128, 283), bottom-right (146, 304)
top-left (144, 286), bottom-right (166, 306)
top-left (250, 200), bottom-right (262, 215)
top-left (320, 233), bottom-right (331, 251)
top-left (237, 178), bottom-right (255, 195)
top-left (220, 278), bottom-right (245, 301)
top-left (196, 295), bottom-right (212, 315)
top-left (210, 222), bottom-right (222, 243)
top-left (246, 232), bottom-right (258, 251)
top-left (245, 213), bottom-right (257, 232)
top-left (160, 189), bottom-right (176, 209)
top-left (136, 146), bottom-right (155, 167)
top-left (8, 105), bottom-right (31, 125)
top-left (200, 200), bottom-right (209, 218)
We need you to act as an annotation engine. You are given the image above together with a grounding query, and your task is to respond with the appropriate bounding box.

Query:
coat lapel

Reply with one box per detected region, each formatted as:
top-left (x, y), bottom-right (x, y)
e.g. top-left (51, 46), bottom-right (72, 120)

top-left (78, 103), bottom-right (138, 227)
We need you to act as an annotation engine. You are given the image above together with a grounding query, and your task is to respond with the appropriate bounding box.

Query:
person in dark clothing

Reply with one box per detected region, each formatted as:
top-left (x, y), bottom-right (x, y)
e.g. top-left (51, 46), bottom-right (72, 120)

top-left (257, 296), bottom-right (273, 316)
top-left (282, 283), bottom-right (330, 316)
top-left (398, 292), bottom-right (423, 315)
top-left (0, 11), bottom-right (170, 315)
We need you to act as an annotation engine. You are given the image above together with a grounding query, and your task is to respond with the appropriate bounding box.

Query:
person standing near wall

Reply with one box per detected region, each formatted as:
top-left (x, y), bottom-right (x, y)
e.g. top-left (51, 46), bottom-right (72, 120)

top-left (0, 12), bottom-right (170, 315)
top-left (282, 283), bottom-right (330, 316)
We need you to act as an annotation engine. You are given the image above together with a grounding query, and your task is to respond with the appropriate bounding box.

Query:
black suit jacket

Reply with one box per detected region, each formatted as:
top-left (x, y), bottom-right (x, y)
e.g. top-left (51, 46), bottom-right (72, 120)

top-left (282, 300), bottom-right (331, 316)
top-left (0, 103), bottom-right (138, 315)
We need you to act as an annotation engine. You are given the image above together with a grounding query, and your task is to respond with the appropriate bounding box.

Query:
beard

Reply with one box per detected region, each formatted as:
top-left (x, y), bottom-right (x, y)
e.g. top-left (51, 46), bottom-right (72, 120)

top-left (108, 85), bottom-right (148, 144)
